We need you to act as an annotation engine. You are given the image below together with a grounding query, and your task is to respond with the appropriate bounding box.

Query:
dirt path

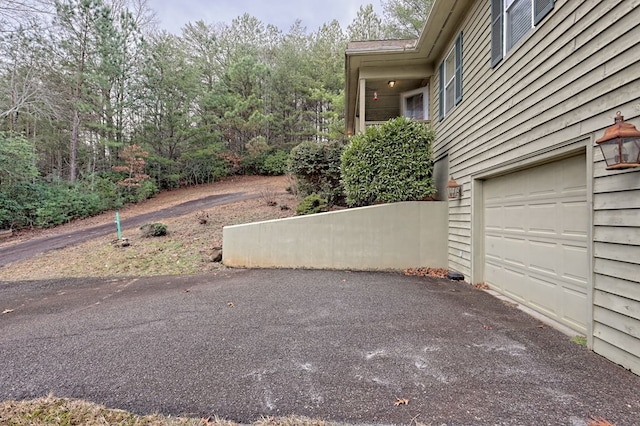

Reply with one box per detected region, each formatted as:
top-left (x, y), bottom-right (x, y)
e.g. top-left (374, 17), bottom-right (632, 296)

top-left (0, 191), bottom-right (257, 268)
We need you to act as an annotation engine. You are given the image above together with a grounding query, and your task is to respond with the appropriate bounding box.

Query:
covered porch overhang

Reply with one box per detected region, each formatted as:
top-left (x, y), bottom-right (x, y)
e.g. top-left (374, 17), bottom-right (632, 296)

top-left (344, 0), bottom-right (469, 136)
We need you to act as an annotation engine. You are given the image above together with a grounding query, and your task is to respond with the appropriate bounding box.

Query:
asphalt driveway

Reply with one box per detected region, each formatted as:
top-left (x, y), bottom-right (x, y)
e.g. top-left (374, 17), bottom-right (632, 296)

top-left (1, 269), bottom-right (639, 425)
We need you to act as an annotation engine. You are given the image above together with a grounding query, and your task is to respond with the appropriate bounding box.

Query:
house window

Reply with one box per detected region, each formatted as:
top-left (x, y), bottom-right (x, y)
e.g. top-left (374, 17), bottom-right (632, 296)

top-left (401, 86), bottom-right (429, 121)
top-left (439, 32), bottom-right (463, 121)
top-left (492, 0), bottom-right (554, 67)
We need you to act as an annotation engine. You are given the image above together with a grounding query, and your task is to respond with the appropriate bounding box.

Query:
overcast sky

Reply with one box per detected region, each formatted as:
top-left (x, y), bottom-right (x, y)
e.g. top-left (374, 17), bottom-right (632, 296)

top-left (147, 0), bottom-right (383, 34)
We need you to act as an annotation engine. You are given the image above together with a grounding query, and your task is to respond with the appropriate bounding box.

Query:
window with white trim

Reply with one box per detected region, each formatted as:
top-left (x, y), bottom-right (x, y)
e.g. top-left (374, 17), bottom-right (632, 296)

top-left (401, 86), bottom-right (429, 121)
top-left (439, 31), bottom-right (463, 120)
top-left (491, 0), bottom-right (554, 67)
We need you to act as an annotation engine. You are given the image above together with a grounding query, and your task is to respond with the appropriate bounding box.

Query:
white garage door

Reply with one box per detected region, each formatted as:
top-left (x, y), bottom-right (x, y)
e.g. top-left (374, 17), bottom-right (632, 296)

top-left (484, 154), bottom-right (588, 333)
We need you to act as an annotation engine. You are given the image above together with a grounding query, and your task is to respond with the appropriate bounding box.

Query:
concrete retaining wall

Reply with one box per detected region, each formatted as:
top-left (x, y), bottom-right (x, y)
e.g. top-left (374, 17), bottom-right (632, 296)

top-left (222, 201), bottom-right (448, 270)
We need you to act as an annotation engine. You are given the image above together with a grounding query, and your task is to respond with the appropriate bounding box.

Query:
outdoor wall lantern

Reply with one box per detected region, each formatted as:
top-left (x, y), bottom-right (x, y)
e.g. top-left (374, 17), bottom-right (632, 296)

top-left (388, 80), bottom-right (396, 88)
top-left (446, 176), bottom-right (462, 199)
top-left (595, 111), bottom-right (640, 170)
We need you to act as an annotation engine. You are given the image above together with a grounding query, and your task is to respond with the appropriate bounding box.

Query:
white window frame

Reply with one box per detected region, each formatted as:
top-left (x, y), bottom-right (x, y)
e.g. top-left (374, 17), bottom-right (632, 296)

top-left (442, 45), bottom-right (456, 116)
top-left (439, 31), bottom-right (462, 121)
top-left (401, 86), bottom-right (429, 121)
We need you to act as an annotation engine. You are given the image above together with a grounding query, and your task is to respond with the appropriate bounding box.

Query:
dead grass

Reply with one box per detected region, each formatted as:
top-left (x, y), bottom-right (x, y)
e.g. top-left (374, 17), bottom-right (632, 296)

top-left (0, 395), bottom-right (336, 426)
top-left (0, 176), bottom-right (297, 281)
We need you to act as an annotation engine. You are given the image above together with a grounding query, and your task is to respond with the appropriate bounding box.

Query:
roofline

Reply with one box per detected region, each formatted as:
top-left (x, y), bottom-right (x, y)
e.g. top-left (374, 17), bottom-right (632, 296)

top-left (345, 39), bottom-right (418, 56)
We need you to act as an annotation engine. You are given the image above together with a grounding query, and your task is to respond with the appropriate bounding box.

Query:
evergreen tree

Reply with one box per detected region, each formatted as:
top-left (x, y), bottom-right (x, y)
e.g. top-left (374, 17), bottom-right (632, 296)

top-left (347, 4), bottom-right (384, 41)
top-left (382, 0), bottom-right (434, 39)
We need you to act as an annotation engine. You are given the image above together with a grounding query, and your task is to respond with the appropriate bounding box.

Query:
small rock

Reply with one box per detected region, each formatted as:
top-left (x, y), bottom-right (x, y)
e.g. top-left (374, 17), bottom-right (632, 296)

top-left (210, 249), bottom-right (222, 262)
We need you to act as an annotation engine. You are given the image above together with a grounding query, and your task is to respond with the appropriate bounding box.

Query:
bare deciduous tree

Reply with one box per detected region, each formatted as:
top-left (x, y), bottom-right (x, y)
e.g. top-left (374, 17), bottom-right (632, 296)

top-left (0, 0), bottom-right (53, 33)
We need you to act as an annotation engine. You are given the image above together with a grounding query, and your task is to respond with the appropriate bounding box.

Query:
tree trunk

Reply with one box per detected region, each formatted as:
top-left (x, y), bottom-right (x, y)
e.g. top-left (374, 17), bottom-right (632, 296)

top-left (69, 109), bottom-right (80, 183)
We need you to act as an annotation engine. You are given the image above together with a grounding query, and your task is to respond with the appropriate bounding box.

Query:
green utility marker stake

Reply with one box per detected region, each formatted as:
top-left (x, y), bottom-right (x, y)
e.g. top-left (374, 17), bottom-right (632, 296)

top-left (115, 212), bottom-right (122, 240)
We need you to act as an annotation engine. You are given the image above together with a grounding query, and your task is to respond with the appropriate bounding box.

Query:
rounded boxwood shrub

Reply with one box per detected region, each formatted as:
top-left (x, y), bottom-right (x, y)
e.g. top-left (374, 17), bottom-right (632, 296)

top-left (295, 194), bottom-right (328, 216)
top-left (341, 117), bottom-right (436, 207)
top-left (140, 222), bottom-right (168, 237)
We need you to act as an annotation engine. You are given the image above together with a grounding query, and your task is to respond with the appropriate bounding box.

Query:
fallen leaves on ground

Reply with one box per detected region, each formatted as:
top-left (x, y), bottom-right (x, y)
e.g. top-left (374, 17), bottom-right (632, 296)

top-left (2, 309), bottom-right (14, 314)
top-left (472, 282), bottom-right (489, 289)
top-left (227, 302), bottom-right (235, 308)
top-left (501, 300), bottom-right (518, 308)
top-left (588, 416), bottom-right (615, 426)
top-left (394, 398), bottom-right (409, 406)
top-left (404, 268), bottom-right (448, 278)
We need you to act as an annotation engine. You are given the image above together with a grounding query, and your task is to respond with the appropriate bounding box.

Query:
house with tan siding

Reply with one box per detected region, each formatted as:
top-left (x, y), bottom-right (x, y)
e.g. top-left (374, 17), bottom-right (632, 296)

top-left (345, 0), bottom-right (640, 375)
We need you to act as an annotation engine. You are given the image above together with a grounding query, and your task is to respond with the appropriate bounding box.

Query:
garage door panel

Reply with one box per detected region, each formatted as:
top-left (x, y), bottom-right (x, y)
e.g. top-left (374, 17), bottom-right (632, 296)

top-left (561, 156), bottom-right (588, 190)
top-left (485, 205), bottom-right (503, 229)
top-left (485, 263), bottom-right (504, 291)
top-left (529, 276), bottom-right (559, 316)
top-left (529, 240), bottom-right (558, 275)
top-left (562, 288), bottom-right (588, 331)
top-left (562, 245), bottom-right (589, 285)
top-left (503, 237), bottom-right (527, 266)
top-left (485, 234), bottom-right (503, 257)
top-left (484, 154), bottom-right (588, 333)
top-left (502, 268), bottom-right (527, 302)
top-left (529, 203), bottom-right (559, 234)
top-left (562, 201), bottom-right (588, 236)
top-left (528, 168), bottom-right (557, 196)
top-left (504, 205), bottom-right (526, 231)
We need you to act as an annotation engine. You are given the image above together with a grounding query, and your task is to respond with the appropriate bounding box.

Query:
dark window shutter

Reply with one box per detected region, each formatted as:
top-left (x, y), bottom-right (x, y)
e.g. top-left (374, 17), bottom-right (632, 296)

top-left (455, 32), bottom-right (463, 105)
top-left (534, 0), bottom-right (554, 25)
top-left (491, 0), bottom-right (503, 68)
top-left (439, 61), bottom-right (445, 121)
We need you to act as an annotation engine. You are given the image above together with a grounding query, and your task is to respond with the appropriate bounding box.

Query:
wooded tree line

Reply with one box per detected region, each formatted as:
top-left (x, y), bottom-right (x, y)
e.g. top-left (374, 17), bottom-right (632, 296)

top-left (0, 0), bottom-right (432, 227)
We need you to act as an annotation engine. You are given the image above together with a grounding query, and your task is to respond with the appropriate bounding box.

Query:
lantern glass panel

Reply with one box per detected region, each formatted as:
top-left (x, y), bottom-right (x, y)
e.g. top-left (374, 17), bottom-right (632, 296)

top-left (600, 138), bottom-right (640, 168)
top-left (621, 137), bottom-right (640, 164)
top-left (599, 140), bottom-right (621, 167)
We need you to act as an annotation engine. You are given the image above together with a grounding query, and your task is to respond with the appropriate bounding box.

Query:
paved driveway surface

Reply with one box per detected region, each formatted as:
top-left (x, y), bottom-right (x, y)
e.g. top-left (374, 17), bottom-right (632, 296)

top-left (1, 269), bottom-right (639, 425)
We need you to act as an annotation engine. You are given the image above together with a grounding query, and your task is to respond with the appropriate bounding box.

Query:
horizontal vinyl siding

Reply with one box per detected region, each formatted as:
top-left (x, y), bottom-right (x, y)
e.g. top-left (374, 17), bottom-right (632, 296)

top-left (439, 0), bottom-right (640, 174)
top-left (593, 179), bottom-right (640, 376)
top-left (433, 0), bottom-right (640, 373)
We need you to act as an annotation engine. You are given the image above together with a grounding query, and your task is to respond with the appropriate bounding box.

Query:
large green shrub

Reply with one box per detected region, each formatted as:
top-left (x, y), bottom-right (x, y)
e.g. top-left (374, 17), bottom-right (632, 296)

top-left (0, 173), bottom-right (160, 230)
top-left (0, 182), bottom-right (44, 228)
top-left (260, 150), bottom-right (290, 175)
top-left (241, 148), bottom-right (290, 176)
top-left (289, 141), bottom-right (345, 205)
top-left (341, 117), bottom-right (436, 207)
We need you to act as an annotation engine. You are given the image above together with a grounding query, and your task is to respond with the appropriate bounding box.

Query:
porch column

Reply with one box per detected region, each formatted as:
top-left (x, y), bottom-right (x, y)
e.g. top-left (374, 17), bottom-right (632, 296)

top-left (358, 78), bottom-right (366, 134)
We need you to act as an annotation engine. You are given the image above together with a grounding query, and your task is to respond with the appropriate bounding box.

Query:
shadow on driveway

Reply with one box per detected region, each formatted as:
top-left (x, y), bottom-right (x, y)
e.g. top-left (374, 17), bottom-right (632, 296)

top-left (1, 269), bottom-right (638, 424)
